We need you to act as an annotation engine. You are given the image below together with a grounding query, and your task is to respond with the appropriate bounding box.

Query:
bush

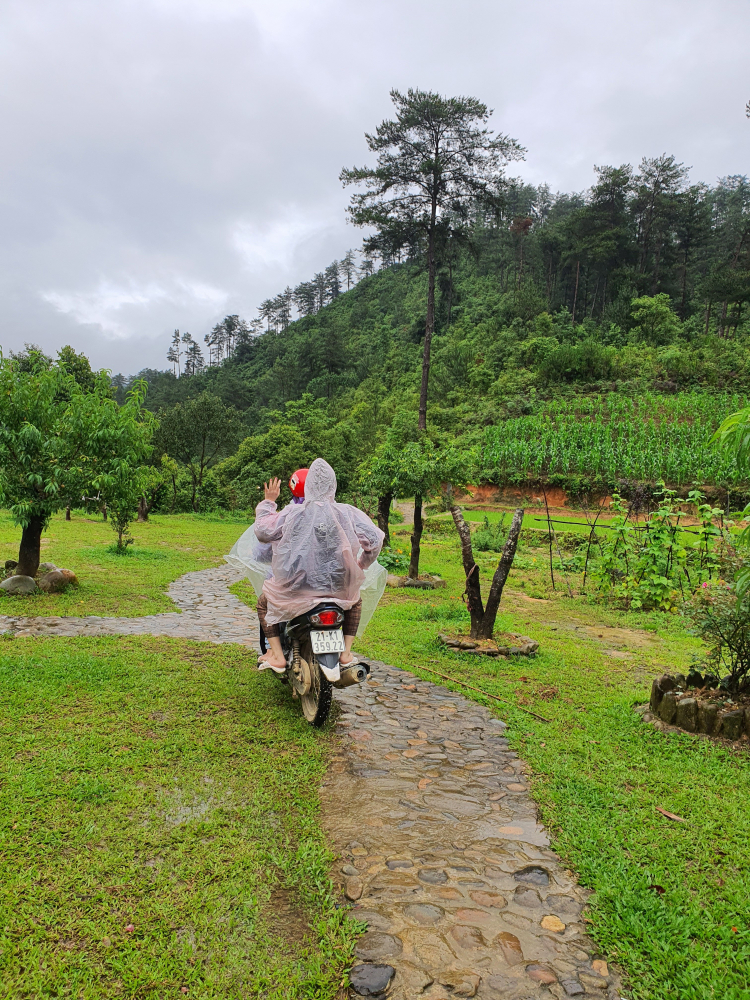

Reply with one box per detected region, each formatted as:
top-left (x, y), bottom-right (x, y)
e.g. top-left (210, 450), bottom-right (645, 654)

top-left (377, 546), bottom-right (410, 572)
top-left (473, 515), bottom-right (508, 552)
top-left (684, 579), bottom-right (750, 694)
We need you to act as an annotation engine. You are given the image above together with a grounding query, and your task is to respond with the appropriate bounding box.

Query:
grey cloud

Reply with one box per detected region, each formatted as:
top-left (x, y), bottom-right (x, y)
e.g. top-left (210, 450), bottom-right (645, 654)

top-left (0, 0), bottom-right (747, 371)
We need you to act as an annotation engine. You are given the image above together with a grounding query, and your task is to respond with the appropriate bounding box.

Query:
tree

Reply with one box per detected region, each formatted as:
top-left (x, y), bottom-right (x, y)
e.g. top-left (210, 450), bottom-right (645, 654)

top-left (155, 393), bottom-right (244, 511)
top-left (340, 250), bottom-right (358, 290)
top-left (630, 293), bottom-right (681, 345)
top-left (167, 330), bottom-right (182, 375)
top-left (100, 462), bottom-right (143, 552)
top-left (341, 88), bottom-right (525, 429)
top-left (451, 505), bottom-right (524, 639)
top-left (0, 356), bottom-right (153, 577)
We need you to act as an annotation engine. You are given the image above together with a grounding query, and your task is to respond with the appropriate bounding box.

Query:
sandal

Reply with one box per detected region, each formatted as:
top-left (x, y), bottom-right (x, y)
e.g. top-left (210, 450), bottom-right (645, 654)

top-left (257, 654), bottom-right (286, 675)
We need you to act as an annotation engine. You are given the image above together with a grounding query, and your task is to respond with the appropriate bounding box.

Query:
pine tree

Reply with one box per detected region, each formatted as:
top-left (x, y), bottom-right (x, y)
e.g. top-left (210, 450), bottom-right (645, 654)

top-left (340, 249), bottom-right (357, 289)
top-left (341, 88), bottom-right (525, 429)
top-left (167, 329), bottom-right (181, 375)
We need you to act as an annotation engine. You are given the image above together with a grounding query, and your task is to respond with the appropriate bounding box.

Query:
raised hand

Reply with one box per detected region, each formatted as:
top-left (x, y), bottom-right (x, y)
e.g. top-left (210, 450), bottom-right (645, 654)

top-left (264, 477), bottom-right (281, 502)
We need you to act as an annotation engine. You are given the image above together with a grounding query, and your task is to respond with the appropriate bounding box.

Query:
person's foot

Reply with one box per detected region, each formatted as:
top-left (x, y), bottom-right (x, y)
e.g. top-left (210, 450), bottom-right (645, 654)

top-left (258, 653), bottom-right (286, 674)
top-left (339, 653), bottom-right (357, 667)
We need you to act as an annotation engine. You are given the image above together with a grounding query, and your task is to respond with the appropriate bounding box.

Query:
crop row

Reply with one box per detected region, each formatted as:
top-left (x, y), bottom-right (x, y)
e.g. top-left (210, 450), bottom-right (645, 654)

top-left (481, 392), bottom-right (748, 485)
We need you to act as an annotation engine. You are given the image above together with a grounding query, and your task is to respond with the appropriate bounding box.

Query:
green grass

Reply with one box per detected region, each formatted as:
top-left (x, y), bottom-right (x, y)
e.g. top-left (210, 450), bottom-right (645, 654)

top-left (0, 511), bottom-right (250, 617)
top-left (0, 634), bottom-right (356, 998)
top-left (351, 528), bottom-right (750, 1000)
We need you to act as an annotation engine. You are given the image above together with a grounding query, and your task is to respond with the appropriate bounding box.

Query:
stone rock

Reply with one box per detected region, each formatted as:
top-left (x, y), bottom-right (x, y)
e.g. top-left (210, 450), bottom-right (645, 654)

top-left (674, 697), bottom-right (697, 732)
top-left (469, 890), bottom-right (507, 908)
top-left (541, 914), bottom-right (566, 933)
top-left (697, 702), bottom-right (719, 735)
top-left (449, 924), bottom-right (486, 950)
top-left (686, 668), bottom-right (704, 688)
top-left (37, 561), bottom-right (58, 574)
top-left (397, 964), bottom-right (433, 991)
top-left (342, 864), bottom-right (359, 876)
top-left (439, 971), bottom-right (481, 997)
top-left (545, 894), bottom-right (581, 917)
top-left (403, 903), bottom-right (443, 925)
top-left (591, 960), bottom-right (609, 978)
top-left (649, 674), bottom-right (675, 712)
top-left (658, 690), bottom-right (678, 724)
top-left (674, 673), bottom-right (686, 689)
top-left (417, 868), bottom-right (447, 885)
top-left (354, 932), bottom-right (403, 961)
top-left (4, 559), bottom-right (18, 571)
top-left (349, 963), bottom-right (396, 995)
top-left (37, 570), bottom-right (70, 593)
top-left (494, 931), bottom-right (524, 965)
top-left (60, 569), bottom-right (78, 586)
top-left (720, 709), bottom-right (745, 741)
top-left (0, 575), bottom-right (37, 595)
top-left (386, 858), bottom-right (413, 869)
top-left (513, 865), bottom-right (550, 886)
top-left (526, 963), bottom-right (557, 985)
top-left (579, 972), bottom-right (609, 989)
top-left (514, 886), bottom-right (542, 907)
top-left (703, 673), bottom-right (720, 689)
top-left (560, 980), bottom-right (585, 996)
top-left (345, 877), bottom-right (363, 900)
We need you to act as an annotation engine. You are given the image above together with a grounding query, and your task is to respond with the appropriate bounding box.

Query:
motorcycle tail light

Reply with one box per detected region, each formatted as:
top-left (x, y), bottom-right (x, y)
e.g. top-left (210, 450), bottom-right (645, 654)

top-left (311, 610), bottom-right (343, 626)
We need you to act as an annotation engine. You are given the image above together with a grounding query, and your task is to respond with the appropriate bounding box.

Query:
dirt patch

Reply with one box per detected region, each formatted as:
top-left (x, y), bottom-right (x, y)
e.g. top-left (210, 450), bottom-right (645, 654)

top-left (263, 886), bottom-right (312, 949)
top-left (578, 625), bottom-right (659, 649)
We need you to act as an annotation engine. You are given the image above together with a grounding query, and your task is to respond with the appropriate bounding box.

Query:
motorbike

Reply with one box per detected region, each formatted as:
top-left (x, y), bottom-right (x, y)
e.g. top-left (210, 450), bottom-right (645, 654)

top-left (277, 601), bottom-right (371, 727)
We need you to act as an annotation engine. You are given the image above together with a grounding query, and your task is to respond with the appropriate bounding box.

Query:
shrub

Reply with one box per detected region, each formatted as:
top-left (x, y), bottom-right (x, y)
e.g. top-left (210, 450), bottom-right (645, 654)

top-left (473, 515), bottom-right (508, 552)
top-left (684, 579), bottom-right (750, 694)
top-left (377, 546), bottom-right (410, 572)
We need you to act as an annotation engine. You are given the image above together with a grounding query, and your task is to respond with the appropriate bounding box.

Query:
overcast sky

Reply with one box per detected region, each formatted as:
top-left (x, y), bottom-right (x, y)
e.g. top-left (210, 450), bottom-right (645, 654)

top-left (1, 0), bottom-right (748, 374)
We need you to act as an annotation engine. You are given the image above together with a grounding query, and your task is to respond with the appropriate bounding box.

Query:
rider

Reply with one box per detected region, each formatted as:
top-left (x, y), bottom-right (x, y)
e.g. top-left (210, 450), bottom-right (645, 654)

top-left (254, 458), bottom-right (384, 672)
top-left (255, 468), bottom-right (307, 655)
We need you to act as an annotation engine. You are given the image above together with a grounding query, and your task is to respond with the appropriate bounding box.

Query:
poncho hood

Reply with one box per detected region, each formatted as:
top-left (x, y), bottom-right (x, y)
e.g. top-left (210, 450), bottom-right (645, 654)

top-left (305, 458), bottom-right (337, 502)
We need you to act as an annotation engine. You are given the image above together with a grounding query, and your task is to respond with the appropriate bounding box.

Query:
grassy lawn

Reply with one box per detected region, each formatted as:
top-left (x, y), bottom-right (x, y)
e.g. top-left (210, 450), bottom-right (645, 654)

top-left (0, 633), bottom-right (355, 999)
top-left (353, 525), bottom-right (750, 1000)
top-left (0, 511), bottom-right (250, 617)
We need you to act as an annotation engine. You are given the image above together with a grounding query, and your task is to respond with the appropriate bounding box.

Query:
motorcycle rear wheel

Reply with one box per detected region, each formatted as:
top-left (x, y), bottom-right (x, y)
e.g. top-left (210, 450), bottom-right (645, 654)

top-left (301, 654), bottom-right (333, 727)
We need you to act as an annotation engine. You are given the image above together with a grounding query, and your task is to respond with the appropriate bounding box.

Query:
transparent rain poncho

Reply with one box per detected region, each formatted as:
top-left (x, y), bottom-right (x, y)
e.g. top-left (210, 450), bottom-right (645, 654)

top-left (248, 458), bottom-right (386, 631)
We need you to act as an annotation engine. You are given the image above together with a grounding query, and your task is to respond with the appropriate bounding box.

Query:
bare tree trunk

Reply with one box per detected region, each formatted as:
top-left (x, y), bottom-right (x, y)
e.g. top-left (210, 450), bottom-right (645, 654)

top-left (450, 505), bottom-right (485, 636)
top-left (137, 496), bottom-right (149, 522)
top-left (17, 515), bottom-right (45, 578)
top-left (377, 493), bottom-right (393, 546)
top-left (719, 300), bottom-right (728, 338)
top-left (102, 505), bottom-right (108, 521)
top-left (418, 201), bottom-right (438, 432)
top-left (65, 505), bottom-right (71, 521)
top-left (408, 494), bottom-right (424, 580)
top-left (477, 509), bottom-right (524, 639)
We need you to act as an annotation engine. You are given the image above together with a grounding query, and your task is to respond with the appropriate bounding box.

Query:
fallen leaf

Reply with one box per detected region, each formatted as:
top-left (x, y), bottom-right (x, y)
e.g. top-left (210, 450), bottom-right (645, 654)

top-left (656, 807), bottom-right (685, 822)
top-left (124, 924), bottom-right (134, 933)
top-left (648, 884), bottom-right (666, 896)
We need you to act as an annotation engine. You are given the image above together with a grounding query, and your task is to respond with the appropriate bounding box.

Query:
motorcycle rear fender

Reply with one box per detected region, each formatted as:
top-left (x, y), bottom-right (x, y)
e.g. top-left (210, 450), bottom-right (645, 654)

top-left (316, 652), bottom-right (341, 682)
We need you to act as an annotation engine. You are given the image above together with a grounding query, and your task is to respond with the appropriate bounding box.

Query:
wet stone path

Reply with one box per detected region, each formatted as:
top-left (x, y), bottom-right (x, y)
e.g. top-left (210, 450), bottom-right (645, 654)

top-left (1, 568), bottom-right (620, 996)
top-left (324, 661), bottom-right (622, 1000)
top-left (0, 566), bottom-right (260, 646)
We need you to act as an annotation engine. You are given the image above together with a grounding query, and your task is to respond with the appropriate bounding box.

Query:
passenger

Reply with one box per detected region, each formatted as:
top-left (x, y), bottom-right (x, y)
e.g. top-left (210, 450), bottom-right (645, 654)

top-left (255, 458), bottom-right (384, 672)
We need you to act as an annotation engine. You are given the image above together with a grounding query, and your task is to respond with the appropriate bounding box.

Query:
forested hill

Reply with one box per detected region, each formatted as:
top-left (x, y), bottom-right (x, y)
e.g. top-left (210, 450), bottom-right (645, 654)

top-left (123, 162), bottom-right (750, 504)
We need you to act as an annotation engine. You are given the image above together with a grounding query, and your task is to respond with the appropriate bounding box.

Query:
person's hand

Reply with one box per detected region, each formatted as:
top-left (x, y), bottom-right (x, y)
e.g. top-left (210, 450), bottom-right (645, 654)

top-left (264, 477), bottom-right (281, 502)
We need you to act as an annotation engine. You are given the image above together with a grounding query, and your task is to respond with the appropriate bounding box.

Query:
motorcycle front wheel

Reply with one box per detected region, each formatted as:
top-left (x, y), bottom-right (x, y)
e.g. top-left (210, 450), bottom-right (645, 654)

top-left (301, 652), bottom-right (333, 727)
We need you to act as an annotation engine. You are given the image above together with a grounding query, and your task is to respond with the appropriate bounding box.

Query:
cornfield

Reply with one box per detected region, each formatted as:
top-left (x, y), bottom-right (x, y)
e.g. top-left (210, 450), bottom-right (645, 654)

top-left (482, 392), bottom-right (748, 486)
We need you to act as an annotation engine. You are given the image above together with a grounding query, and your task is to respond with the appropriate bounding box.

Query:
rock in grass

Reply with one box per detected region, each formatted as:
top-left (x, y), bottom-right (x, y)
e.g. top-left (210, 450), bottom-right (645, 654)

top-left (675, 697), bottom-right (697, 732)
top-left (658, 690), bottom-right (678, 724)
top-left (0, 575), bottom-right (37, 595)
top-left (720, 710), bottom-right (745, 741)
top-left (37, 562), bottom-right (58, 574)
top-left (38, 570), bottom-right (69, 593)
top-left (697, 702), bottom-right (719, 735)
top-left (4, 559), bottom-right (17, 572)
top-left (686, 668), bottom-right (704, 688)
top-left (650, 674), bottom-right (675, 712)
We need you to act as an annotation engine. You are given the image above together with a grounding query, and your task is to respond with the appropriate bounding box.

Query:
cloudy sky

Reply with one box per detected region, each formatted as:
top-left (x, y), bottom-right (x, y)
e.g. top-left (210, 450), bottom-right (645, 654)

top-left (1, 0), bottom-right (748, 374)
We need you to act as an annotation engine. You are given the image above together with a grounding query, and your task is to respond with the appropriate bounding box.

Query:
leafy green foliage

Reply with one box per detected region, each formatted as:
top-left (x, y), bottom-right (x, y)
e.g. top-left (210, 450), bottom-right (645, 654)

top-left (684, 579), bottom-right (750, 692)
top-left (472, 514), bottom-right (509, 552)
top-left (377, 545), bottom-right (409, 572)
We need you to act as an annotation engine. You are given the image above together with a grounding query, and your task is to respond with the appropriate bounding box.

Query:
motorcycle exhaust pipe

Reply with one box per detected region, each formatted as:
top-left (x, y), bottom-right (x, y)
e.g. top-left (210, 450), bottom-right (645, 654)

top-left (334, 663), bottom-right (370, 688)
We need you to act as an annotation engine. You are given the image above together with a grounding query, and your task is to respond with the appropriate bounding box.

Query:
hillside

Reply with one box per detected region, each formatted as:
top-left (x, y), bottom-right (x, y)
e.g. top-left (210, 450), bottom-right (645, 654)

top-left (125, 166), bottom-right (750, 507)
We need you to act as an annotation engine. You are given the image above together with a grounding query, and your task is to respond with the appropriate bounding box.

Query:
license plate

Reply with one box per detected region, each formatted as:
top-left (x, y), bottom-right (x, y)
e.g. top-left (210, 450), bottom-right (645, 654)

top-left (311, 629), bottom-right (345, 654)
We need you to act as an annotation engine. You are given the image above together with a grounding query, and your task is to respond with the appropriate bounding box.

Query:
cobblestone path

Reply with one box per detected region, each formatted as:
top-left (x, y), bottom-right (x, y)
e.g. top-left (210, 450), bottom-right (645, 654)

top-left (0, 566), bottom-right (260, 646)
top-left (324, 660), bottom-right (622, 1000)
top-left (1, 568), bottom-right (621, 996)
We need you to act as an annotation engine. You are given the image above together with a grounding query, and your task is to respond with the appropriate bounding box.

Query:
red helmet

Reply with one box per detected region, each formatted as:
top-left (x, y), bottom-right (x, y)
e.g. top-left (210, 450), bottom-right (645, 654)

top-left (289, 468), bottom-right (308, 498)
